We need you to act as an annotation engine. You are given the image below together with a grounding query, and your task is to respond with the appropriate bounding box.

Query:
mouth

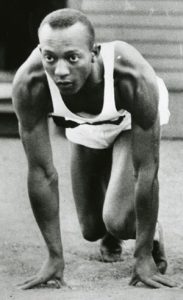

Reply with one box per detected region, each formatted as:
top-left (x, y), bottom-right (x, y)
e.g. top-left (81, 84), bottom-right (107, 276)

top-left (56, 81), bottom-right (73, 89)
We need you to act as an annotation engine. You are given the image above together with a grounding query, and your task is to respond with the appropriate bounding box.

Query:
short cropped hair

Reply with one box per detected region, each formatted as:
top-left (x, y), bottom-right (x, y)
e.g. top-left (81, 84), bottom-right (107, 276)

top-left (38, 8), bottom-right (95, 49)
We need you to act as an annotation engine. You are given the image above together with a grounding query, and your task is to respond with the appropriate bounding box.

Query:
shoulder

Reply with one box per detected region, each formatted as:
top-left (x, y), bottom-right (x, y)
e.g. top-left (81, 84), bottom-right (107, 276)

top-left (113, 40), bottom-right (157, 83)
top-left (112, 40), bottom-right (158, 102)
top-left (112, 41), bottom-right (159, 128)
top-left (12, 48), bottom-right (51, 127)
top-left (13, 47), bottom-right (47, 98)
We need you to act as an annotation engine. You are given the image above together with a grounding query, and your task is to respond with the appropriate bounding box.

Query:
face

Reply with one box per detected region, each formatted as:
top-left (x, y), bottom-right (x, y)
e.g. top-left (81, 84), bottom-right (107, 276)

top-left (39, 22), bottom-right (94, 95)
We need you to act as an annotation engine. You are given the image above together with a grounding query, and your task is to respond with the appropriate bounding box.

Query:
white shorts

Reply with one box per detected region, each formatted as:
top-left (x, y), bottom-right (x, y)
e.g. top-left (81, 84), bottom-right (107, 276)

top-left (66, 77), bottom-right (170, 149)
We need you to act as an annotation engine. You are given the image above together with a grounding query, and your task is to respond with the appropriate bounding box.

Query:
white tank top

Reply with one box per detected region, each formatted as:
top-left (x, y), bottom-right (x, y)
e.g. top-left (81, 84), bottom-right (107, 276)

top-left (45, 42), bottom-right (126, 124)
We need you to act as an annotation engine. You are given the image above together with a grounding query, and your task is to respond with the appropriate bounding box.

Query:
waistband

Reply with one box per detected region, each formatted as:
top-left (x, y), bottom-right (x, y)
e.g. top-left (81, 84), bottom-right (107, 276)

top-left (49, 115), bottom-right (125, 128)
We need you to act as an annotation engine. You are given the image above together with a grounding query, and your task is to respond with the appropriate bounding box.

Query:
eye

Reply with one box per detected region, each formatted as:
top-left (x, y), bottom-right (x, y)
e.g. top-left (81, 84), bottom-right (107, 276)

top-left (44, 54), bottom-right (55, 63)
top-left (68, 54), bottom-right (79, 63)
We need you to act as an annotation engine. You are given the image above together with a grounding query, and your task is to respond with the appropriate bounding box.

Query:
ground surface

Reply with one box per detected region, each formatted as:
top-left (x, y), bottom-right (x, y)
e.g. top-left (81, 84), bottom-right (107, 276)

top-left (0, 133), bottom-right (183, 300)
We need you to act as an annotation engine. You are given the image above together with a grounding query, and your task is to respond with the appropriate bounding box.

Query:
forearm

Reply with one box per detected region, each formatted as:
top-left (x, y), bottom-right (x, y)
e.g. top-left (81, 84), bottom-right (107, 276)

top-left (28, 168), bottom-right (63, 259)
top-left (134, 171), bottom-right (159, 258)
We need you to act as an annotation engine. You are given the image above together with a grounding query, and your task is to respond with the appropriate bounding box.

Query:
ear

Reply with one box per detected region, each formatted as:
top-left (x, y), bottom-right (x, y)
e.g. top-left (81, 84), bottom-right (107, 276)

top-left (91, 44), bottom-right (101, 62)
top-left (38, 44), bottom-right (42, 53)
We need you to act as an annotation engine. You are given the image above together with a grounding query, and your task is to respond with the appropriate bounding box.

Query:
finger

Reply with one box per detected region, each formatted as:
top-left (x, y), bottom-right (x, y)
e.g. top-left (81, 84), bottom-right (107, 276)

top-left (129, 276), bottom-right (139, 286)
top-left (152, 275), bottom-right (176, 288)
top-left (59, 278), bottom-right (67, 287)
top-left (19, 277), bottom-right (45, 290)
top-left (17, 276), bottom-right (36, 287)
top-left (141, 278), bottom-right (162, 289)
top-left (55, 279), bottom-right (62, 289)
top-left (129, 276), bottom-right (162, 288)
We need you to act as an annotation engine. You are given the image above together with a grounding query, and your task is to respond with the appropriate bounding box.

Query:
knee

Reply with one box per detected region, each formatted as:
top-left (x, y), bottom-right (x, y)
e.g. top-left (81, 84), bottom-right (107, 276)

top-left (103, 212), bottom-right (122, 238)
top-left (80, 220), bottom-right (105, 242)
top-left (103, 210), bottom-right (135, 240)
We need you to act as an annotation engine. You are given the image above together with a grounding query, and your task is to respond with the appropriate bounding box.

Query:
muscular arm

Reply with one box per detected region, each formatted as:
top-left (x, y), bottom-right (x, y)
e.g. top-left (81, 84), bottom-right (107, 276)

top-left (118, 42), bottom-right (160, 256)
top-left (20, 120), bottom-right (63, 260)
top-left (12, 53), bottom-right (64, 289)
top-left (115, 41), bottom-right (174, 287)
top-left (132, 118), bottom-right (160, 258)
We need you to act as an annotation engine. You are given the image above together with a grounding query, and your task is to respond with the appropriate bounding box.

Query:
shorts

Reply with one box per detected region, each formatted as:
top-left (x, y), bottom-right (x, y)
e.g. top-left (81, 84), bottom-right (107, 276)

top-left (66, 77), bottom-right (170, 149)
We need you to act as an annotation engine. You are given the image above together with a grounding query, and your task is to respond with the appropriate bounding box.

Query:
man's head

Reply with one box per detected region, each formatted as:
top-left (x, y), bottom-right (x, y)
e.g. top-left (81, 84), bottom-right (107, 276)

top-left (38, 8), bottom-right (95, 50)
top-left (38, 9), bottom-right (99, 95)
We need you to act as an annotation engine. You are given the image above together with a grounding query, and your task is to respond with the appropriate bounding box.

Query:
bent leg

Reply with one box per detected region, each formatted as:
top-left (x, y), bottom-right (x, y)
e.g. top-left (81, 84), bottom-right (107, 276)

top-left (70, 142), bottom-right (112, 241)
top-left (100, 130), bottom-right (135, 262)
top-left (102, 131), bottom-right (167, 271)
top-left (103, 130), bottom-right (136, 240)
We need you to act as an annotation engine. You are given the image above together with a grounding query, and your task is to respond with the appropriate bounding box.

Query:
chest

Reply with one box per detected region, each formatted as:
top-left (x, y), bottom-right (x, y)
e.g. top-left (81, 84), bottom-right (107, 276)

top-left (62, 79), bottom-right (127, 116)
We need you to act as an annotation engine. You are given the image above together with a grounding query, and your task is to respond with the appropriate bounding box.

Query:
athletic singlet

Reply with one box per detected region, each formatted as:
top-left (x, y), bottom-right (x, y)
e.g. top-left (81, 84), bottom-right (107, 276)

top-left (44, 42), bottom-right (170, 149)
top-left (45, 42), bottom-right (127, 124)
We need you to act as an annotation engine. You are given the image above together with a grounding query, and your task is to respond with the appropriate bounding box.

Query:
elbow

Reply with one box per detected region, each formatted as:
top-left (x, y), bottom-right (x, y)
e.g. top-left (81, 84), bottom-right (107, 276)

top-left (135, 173), bottom-right (159, 210)
top-left (27, 166), bottom-right (59, 204)
top-left (28, 165), bottom-right (59, 188)
top-left (45, 168), bottom-right (59, 186)
top-left (42, 166), bottom-right (59, 186)
top-left (134, 165), bottom-right (159, 196)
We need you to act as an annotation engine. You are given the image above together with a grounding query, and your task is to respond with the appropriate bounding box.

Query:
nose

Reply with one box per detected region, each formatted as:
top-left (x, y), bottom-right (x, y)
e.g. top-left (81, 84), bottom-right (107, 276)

top-left (54, 59), bottom-right (70, 78)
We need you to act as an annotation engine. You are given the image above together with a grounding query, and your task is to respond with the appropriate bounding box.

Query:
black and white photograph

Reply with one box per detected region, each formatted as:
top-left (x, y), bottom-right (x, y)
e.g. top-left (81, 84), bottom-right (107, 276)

top-left (0, 0), bottom-right (183, 299)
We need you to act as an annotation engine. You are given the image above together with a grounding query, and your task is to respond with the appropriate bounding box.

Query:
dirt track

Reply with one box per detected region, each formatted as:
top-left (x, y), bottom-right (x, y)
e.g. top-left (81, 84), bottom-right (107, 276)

top-left (1, 133), bottom-right (183, 300)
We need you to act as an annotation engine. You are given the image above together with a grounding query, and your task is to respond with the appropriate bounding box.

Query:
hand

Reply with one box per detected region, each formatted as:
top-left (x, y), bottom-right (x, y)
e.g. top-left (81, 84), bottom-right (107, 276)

top-left (17, 256), bottom-right (65, 290)
top-left (130, 255), bottom-right (175, 288)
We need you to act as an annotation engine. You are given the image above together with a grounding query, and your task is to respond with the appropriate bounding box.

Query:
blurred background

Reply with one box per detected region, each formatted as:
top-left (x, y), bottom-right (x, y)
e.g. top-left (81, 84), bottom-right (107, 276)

top-left (0, 0), bottom-right (183, 138)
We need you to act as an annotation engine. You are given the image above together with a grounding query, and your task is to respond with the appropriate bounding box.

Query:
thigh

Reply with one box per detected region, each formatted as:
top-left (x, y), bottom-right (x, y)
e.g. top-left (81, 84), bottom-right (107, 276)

top-left (103, 130), bottom-right (136, 238)
top-left (70, 142), bottom-right (112, 233)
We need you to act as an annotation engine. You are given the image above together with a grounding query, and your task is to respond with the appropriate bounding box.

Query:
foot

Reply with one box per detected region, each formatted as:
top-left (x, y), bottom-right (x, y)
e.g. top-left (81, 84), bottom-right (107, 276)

top-left (152, 222), bottom-right (168, 274)
top-left (100, 233), bottom-right (122, 262)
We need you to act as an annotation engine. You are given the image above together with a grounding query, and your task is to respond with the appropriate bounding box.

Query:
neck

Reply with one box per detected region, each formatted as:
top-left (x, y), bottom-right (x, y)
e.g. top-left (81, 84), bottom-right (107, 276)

top-left (83, 55), bottom-right (104, 91)
top-left (63, 55), bottom-right (104, 103)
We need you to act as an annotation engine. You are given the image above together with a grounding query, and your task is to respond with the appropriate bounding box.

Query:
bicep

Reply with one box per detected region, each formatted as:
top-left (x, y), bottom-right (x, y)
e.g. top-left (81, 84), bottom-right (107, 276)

top-left (116, 42), bottom-right (159, 129)
top-left (133, 73), bottom-right (159, 129)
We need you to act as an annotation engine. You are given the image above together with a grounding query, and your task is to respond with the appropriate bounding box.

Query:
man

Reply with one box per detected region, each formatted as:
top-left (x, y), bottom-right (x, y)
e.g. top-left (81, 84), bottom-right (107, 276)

top-left (12, 9), bottom-right (174, 289)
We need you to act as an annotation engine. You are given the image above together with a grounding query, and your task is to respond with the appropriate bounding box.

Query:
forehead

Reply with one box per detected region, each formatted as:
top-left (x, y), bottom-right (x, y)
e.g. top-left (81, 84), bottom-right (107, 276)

top-left (39, 22), bottom-right (91, 52)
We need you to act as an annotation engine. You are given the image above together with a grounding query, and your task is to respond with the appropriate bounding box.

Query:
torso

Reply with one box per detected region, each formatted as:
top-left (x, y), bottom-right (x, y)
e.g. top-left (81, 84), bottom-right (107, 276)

top-left (14, 40), bottom-right (158, 130)
top-left (61, 69), bottom-right (134, 115)
top-left (59, 79), bottom-right (105, 115)
top-left (45, 41), bottom-right (135, 124)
